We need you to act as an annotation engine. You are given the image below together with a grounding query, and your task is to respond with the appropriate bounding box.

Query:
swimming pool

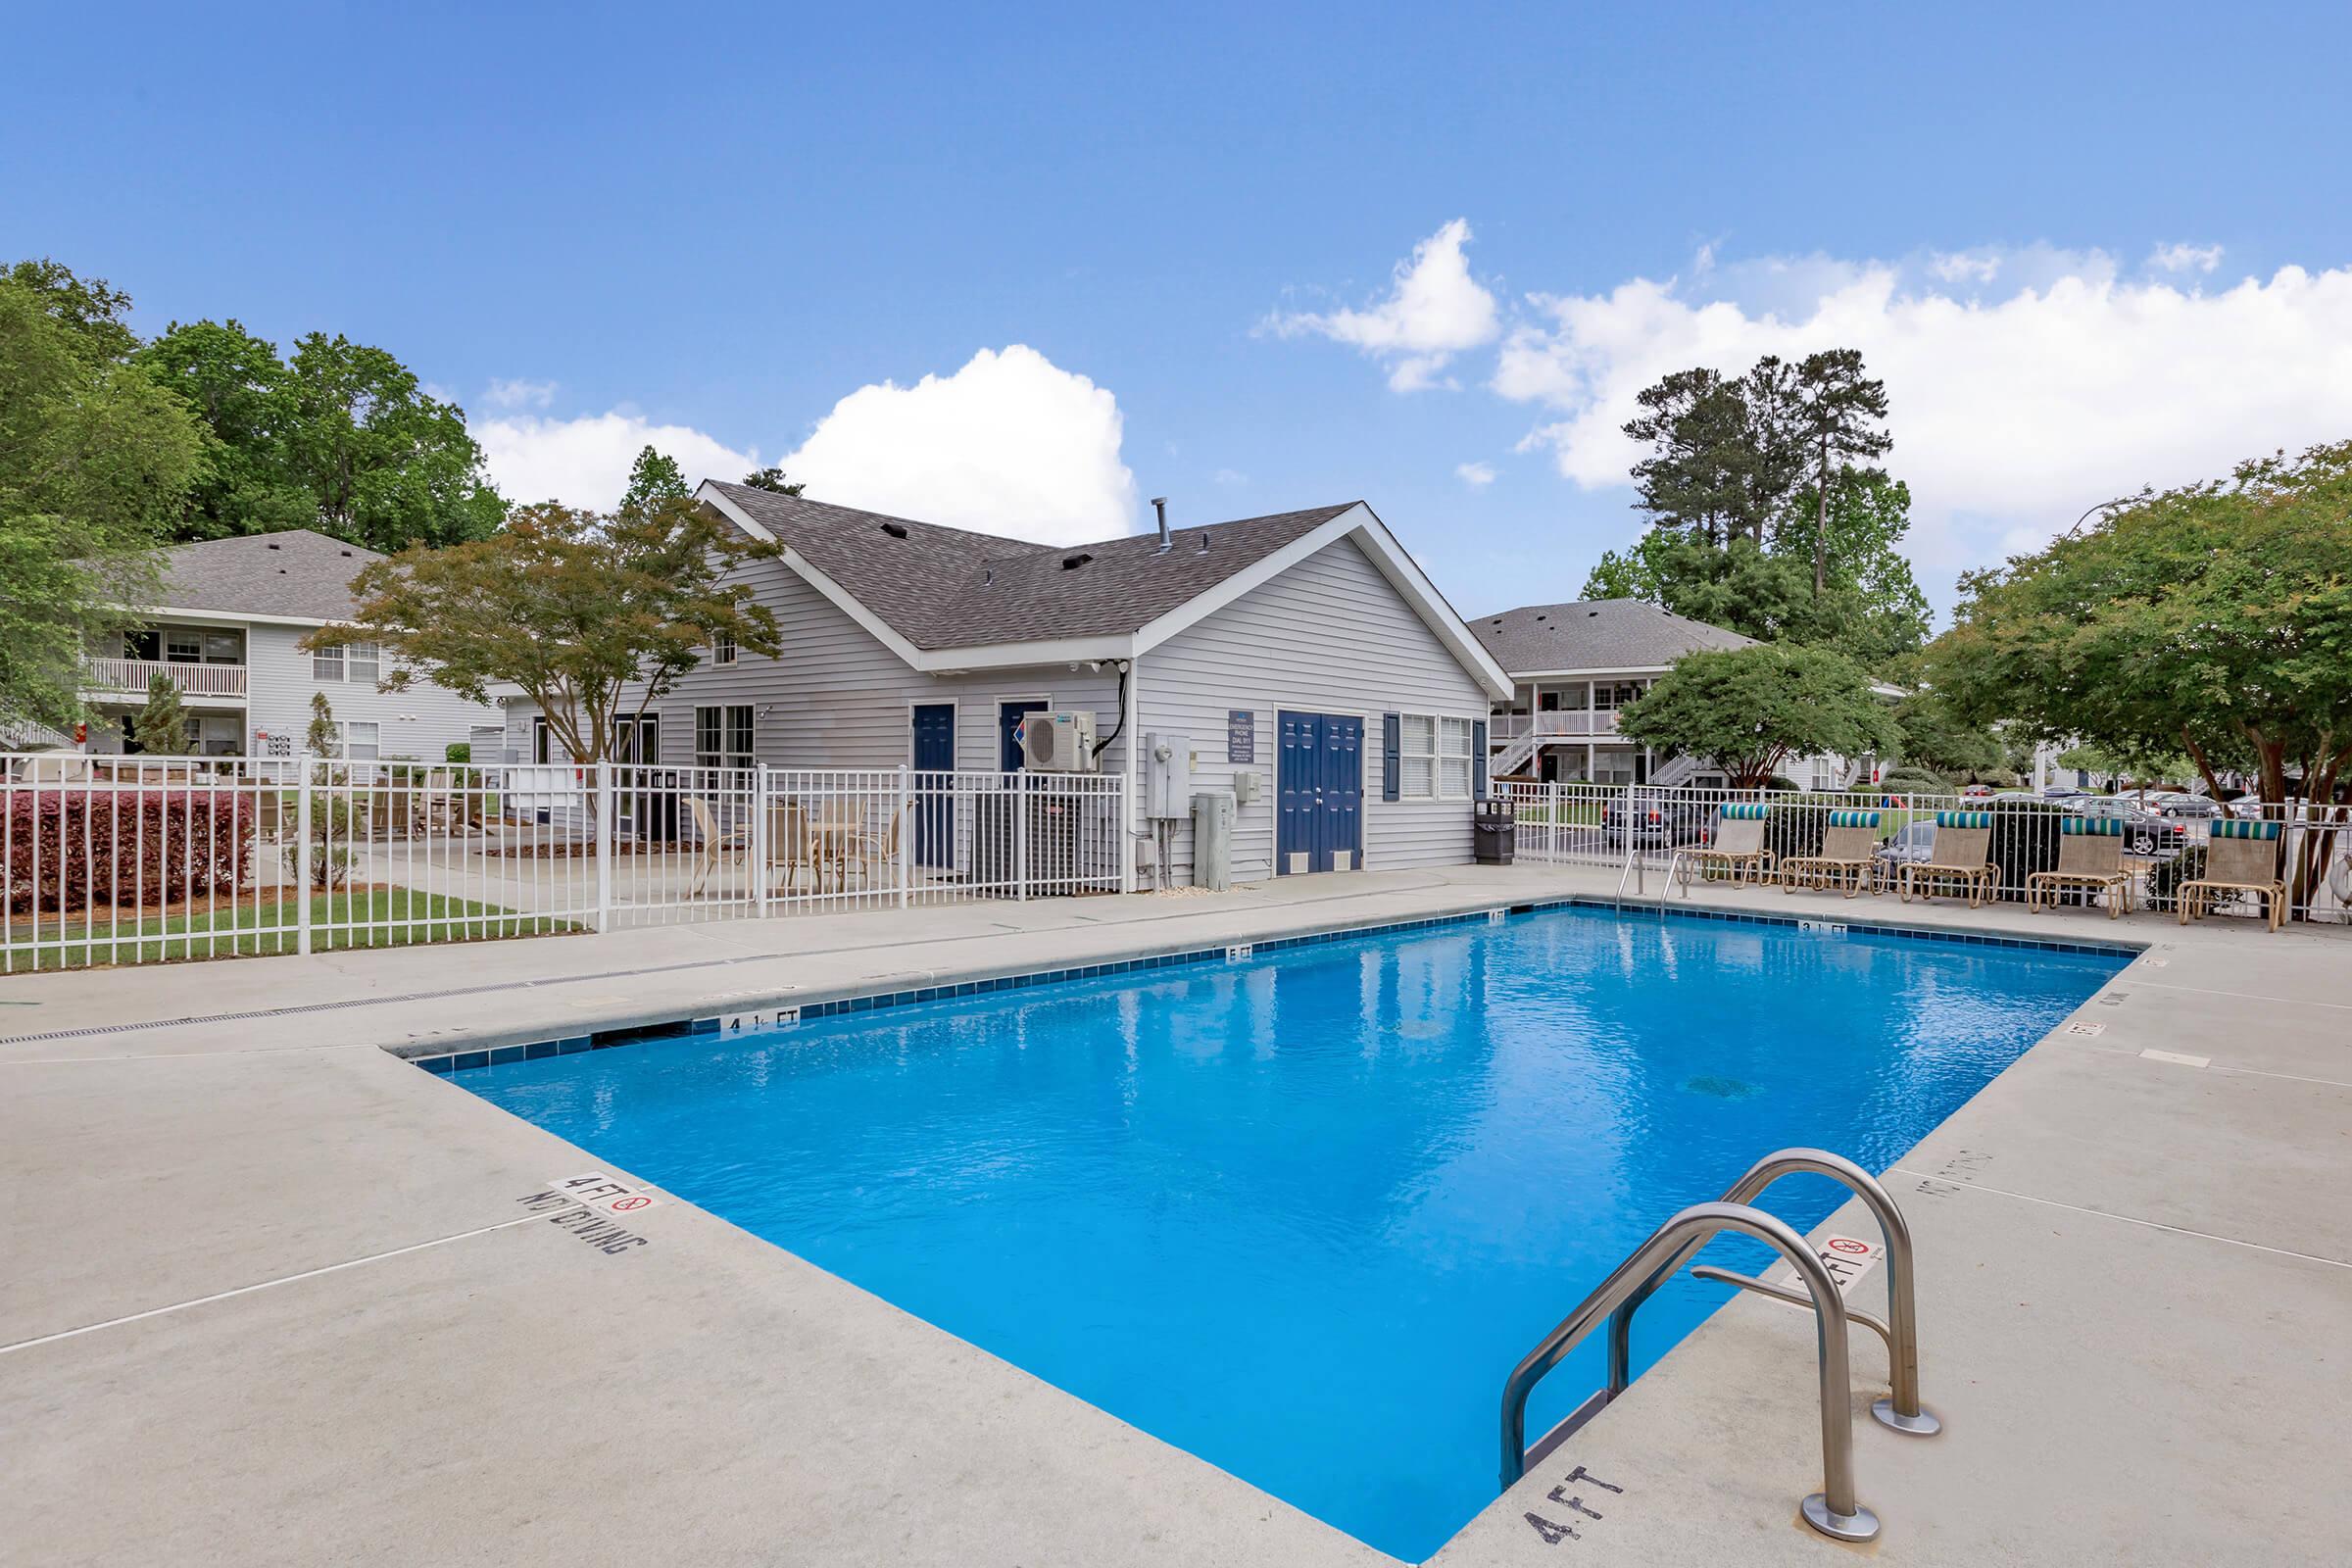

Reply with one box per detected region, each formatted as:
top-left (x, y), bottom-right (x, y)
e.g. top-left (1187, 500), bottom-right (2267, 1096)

top-left (458, 906), bottom-right (2127, 1560)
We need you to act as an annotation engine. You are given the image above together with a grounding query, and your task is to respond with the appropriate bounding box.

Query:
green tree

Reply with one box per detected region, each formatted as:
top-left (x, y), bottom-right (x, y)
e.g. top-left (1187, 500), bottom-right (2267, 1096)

top-left (0, 264), bottom-right (203, 733)
top-left (131, 672), bottom-right (188, 754)
top-left (1892, 692), bottom-right (2003, 781)
top-left (1790, 349), bottom-right (1892, 595)
top-left (280, 333), bottom-right (506, 551)
top-left (1772, 469), bottom-right (1931, 664)
top-left (738, 465), bottom-right (804, 495)
top-left (620, 445), bottom-right (692, 512)
top-left (304, 689), bottom-right (338, 758)
top-left (307, 498), bottom-right (784, 762)
top-left (135, 319), bottom-right (312, 541)
top-left (1616, 643), bottom-right (1898, 787)
top-left (1620, 359), bottom-right (1804, 548)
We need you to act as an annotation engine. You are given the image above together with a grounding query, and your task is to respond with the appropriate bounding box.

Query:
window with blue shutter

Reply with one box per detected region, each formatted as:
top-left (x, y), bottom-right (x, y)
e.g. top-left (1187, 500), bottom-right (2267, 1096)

top-left (1472, 720), bottom-right (1488, 799)
top-left (1381, 712), bottom-right (1401, 802)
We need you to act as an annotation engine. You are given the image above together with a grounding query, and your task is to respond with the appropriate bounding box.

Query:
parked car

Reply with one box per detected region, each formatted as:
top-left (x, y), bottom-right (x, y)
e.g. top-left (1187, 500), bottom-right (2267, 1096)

top-left (1600, 797), bottom-right (1711, 849)
top-left (2073, 795), bottom-right (2189, 857)
top-left (1874, 818), bottom-right (1938, 871)
top-left (1961, 783), bottom-right (1995, 798)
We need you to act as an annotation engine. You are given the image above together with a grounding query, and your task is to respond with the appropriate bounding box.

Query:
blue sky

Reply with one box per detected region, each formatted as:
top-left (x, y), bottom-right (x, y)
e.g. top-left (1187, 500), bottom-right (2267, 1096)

top-left (10, 3), bottom-right (2351, 621)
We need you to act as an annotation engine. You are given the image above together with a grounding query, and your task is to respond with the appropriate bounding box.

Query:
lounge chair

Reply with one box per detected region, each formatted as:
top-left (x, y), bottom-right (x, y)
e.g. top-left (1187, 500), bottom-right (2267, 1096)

top-left (764, 799), bottom-right (819, 895)
top-left (1781, 809), bottom-right (1883, 899)
top-left (2028, 816), bottom-right (2132, 918)
top-left (2177, 819), bottom-right (2287, 931)
top-left (1899, 811), bottom-right (1999, 906)
top-left (1683, 803), bottom-right (1775, 887)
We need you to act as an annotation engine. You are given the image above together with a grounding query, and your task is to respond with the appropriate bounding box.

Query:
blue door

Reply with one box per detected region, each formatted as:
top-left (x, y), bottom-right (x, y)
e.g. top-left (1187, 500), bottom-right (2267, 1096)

top-left (1277, 711), bottom-right (1364, 874)
top-left (911, 704), bottom-right (956, 867)
top-left (998, 700), bottom-right (1048, 773)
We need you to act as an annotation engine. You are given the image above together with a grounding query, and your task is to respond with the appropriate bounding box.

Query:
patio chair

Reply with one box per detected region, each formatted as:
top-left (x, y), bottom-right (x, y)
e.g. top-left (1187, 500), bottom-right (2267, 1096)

top-left (1898, 810), bottom-right (1999, 906)
top-left (1780, 809), bottom-right (1883, 899)
top-left (1683, 803), bottom-right (1775, 887)
top-left (2028, 816), bottom-right (2132, 919)
top-left (683, 796), bottom-right (747, 894)
top-left (763, 799), bottom-right (818, 895)
top-left (849, 803), bottom-right (906, 891)
top-left (2177, 819), bottom-right (2287, 931)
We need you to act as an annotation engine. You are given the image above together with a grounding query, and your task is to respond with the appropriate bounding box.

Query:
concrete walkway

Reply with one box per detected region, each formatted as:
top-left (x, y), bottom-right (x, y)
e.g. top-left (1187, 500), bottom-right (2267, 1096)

top-left (4, 868), bottom-right (2347, 1565)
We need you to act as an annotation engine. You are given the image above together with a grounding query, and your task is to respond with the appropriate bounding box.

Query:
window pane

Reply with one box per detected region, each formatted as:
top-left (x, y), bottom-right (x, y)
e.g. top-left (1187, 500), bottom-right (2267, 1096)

top-left (726, 705), bottom-right (755, 761)
top-left (346, 721), bottom-right (379, 760)
top-left (313, 645), bottom-right (343, 681)
top-left (166, 631), bottom-right (202, 662)
top-left (1401, 713), bottom-right (1434, 755)
top-left (713, 631), bottom-right (736, 664)
top-left (1441, 716), bottom-right (1471, 757)
top-left (349, 641), bottom-right (379, 682)
top-left (1441, 758), bottom-right (1471, 799)
top-left (202, 632), bottom-right (242, 664)
top-left (1401, 758), bottom-right (1433, 798)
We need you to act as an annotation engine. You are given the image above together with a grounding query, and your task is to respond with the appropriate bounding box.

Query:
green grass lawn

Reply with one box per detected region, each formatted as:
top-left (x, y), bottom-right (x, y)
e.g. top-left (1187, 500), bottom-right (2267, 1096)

top-left (3, 887), bottom-right (578, 969)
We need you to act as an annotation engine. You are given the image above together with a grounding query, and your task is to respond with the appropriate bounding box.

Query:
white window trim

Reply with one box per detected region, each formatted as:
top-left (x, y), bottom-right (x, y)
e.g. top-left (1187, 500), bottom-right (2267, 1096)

top-left (694, 703), bottom-right (756, 774)
top-left (711, 630), bottom-right (737, 666)
top-left (313, 643), bottom-right (344, 682)
top-left (347, 639), bottom-right (380, 685)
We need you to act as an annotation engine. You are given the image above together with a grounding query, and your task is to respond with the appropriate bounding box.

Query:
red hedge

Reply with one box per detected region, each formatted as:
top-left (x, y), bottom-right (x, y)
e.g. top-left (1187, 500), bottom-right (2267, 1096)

top-left (6, 788), bottom-right (256, 913)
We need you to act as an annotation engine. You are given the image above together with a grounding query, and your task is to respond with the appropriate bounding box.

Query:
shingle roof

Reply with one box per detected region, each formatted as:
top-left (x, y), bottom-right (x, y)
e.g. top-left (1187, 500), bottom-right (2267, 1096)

top-left (152, 529), bottom-right (384, 621)
top-left (1469, 598), bottom-right (1757, 673)
top-left (703, 482), bottom-right (1357, 651)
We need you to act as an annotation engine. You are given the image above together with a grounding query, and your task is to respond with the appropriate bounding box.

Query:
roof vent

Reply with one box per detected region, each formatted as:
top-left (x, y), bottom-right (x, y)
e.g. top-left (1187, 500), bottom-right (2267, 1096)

top-left (1061, 552), bottom-right (1095, 570)
top-left (880, 521), bottom-right (908, 539)
top-left (1534, 614), bottom-right (1545, 622)
top-left (266, 541), bottom-right (280, 550)
top-left (1197, 531), bottom-right (1209, 553)
top-left (340, 549), bottom-right (353, 557)
top-left (1152, 496), bottom-right (1170, 552)
top-left (1588, 609), bottom-right (1600, 617)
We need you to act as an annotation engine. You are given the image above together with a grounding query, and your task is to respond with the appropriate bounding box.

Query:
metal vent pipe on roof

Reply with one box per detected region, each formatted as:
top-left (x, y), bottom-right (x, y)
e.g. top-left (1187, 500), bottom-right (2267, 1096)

top-left (1152, 496), bottom-right (1170, 551)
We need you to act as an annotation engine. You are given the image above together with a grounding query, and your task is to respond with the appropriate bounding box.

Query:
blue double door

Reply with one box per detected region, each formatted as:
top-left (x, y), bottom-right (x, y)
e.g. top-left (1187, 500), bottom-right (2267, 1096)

top-left (1276, 710), bottom-right (1363, 874)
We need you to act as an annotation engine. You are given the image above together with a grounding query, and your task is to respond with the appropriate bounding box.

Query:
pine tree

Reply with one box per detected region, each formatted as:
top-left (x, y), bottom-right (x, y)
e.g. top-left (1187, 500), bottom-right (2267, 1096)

top-left (304, 689), bottom-right (337, 758)
top-left (131, 672), bottom-right (187, 755)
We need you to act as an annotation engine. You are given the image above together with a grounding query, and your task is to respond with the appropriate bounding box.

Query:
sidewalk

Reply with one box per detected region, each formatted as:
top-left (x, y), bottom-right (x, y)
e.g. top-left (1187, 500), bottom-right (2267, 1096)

top-left (5, 865), bottom-right (2348, 1565)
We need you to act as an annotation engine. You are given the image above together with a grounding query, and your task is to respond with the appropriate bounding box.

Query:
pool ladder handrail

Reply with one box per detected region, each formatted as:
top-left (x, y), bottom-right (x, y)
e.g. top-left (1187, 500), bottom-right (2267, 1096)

top-left (1497, 1148), bottom-right (1940, 1545)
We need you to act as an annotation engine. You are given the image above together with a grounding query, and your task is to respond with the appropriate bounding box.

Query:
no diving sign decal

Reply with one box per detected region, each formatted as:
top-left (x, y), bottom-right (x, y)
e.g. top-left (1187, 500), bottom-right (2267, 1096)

top-left (1779, 1233), bottom-right (1883, 1297)
top-left (514, 1172), bottom-right (662, 1255)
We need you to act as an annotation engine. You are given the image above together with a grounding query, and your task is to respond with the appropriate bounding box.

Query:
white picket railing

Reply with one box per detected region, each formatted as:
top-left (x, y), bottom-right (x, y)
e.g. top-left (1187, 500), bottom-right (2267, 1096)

top-left (1493, 780), bottom-right (2352, 925)
top-left (2, 754), bottom-right (1129, 972)
top-left (82, 657), bottom-right (249, 699)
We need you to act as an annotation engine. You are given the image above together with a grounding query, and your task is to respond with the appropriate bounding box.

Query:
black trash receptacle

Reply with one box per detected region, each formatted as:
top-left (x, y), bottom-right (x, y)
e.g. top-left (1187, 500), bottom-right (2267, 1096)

top-left (1473, 802), bottom-right (1516, 865)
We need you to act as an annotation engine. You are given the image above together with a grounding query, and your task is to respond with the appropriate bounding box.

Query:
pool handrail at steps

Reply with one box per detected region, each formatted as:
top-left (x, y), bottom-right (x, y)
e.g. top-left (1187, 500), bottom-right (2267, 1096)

top-left (1496, 1199), bottom-right (1884, 1543)
top-left (1498, 1148), bottom-right (1941, 1544)
top-left (1607, 1147), bottom-right (1941, 1439)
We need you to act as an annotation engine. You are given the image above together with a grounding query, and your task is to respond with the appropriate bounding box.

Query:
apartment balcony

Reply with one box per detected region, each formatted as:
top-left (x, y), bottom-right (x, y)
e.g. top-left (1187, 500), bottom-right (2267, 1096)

top-left (83, 657), bottom-right (248, 702)
top-left (1489, 710), bottom-right (1622, 743)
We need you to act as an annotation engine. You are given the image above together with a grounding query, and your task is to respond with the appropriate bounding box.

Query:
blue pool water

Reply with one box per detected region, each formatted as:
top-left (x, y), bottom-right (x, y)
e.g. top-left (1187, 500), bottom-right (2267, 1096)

top-left (461, 907), bottom-right (2125, 1560)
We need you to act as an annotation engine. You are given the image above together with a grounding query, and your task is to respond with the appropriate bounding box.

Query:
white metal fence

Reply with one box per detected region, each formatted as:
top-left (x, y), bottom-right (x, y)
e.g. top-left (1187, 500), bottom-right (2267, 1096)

top-left (2, 753), bottom-right (1128, 972)
top-left (1494, 780), bottom-right (2352, 926)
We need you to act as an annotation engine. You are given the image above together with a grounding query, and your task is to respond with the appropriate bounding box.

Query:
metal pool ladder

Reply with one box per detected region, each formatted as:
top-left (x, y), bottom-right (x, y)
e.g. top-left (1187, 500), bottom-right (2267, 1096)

top-left (1497, 1148), bottom-right (1940, 1544)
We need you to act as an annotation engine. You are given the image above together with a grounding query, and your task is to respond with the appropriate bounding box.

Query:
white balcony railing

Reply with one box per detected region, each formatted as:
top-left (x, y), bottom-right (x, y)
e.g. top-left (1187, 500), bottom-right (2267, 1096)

top-left (1490, 710), bottom-right (1623, 742)
top-left (84, 657), bottom-right (248, 699)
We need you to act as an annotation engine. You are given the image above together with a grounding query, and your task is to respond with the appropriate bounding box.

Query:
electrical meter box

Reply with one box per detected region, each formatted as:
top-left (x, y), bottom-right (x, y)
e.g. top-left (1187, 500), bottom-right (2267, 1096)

top-left (1143, 732), bottom-right (1193, 819)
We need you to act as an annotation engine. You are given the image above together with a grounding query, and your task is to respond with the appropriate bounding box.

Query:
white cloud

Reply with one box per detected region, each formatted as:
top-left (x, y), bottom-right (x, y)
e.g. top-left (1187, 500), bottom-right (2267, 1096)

top-left (486, 376), bottom-right (558, 409)
top-left (779, 345), bottom-right (1136, 545)
top-left (1212, 467), bottom-right (1249, 487)
top-left (471, 346), bottom-right (1136, 544)
top-left (1494, 253), bottom-right (2352, 571)
top-left (2149, 241), bottom-right (2224, 274)
top-left (1264, 219), bottom-right (1500, 392)
top-left (475, 411), bottom-right (759, 510)
top-left (1455, 461), bottom-right (1496, 489)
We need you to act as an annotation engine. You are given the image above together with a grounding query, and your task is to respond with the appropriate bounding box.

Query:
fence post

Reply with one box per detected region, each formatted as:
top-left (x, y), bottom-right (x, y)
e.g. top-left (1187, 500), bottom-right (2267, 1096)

top-left (296, 759), bottom-right (314, 956)
top-left (753, 764), bottom-right (771, 917)
top-left (898, 763), bottom-right (913, 908)
top-left (1014, 772), bottom-right (1029, 903)
top-left (594, 760), bottom-right (614, 932)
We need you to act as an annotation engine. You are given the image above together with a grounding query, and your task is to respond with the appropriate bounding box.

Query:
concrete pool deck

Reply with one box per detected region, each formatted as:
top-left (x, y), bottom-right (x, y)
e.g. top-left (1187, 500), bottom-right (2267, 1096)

top-left (4, 866), bottom-right (2348, 1565)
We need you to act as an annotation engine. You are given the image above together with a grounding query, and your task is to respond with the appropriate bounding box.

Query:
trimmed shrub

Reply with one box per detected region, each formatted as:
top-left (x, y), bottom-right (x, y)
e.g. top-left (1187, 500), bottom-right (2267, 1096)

top-left (6, 788), bottom-right (255, 913)
top-left (1878, 765), bottom-right (1951, 794)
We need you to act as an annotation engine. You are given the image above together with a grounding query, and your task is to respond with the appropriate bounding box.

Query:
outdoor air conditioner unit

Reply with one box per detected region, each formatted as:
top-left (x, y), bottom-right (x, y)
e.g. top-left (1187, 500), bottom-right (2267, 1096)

top-left (1020, 709), bottom-right (1099, 772)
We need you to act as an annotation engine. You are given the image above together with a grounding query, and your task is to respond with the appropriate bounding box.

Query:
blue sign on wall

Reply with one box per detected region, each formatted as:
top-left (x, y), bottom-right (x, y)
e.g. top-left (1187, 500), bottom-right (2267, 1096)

top-left (1227, 710), bottom-right (1254, 764)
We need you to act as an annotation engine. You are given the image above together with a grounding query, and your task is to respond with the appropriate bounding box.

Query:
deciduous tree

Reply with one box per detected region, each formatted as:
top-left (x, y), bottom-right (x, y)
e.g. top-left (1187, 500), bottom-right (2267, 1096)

top-left (0, 263), bottom-right (201, 733)
top-left (308, 499), bottom-right (783, 762)
top-left (1616, 644), bottom-right (1897, 787)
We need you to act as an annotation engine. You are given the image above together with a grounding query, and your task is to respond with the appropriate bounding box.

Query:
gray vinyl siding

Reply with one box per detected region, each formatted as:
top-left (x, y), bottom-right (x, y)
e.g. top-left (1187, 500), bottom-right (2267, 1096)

top-left (241, 623), bottom-right (504, 763)
top-left (1140, 534), bottom-right (1489, 882)
top-left (498, 558), bottom-right (1131, 779)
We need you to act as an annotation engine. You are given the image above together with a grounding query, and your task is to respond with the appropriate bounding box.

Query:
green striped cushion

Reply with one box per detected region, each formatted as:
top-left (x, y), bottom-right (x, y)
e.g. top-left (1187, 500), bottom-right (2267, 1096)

top-left (1719, 803), bottom-right (1769, 820)
top-left (1827, 809), bottom-right (1880, 829)
top-left (2061, 816), bottom-right (2124, 836)
top-left (1936, 809), bottom-right (1993, 829)
top-left (2213, 818), bottom-right (2280, 840)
